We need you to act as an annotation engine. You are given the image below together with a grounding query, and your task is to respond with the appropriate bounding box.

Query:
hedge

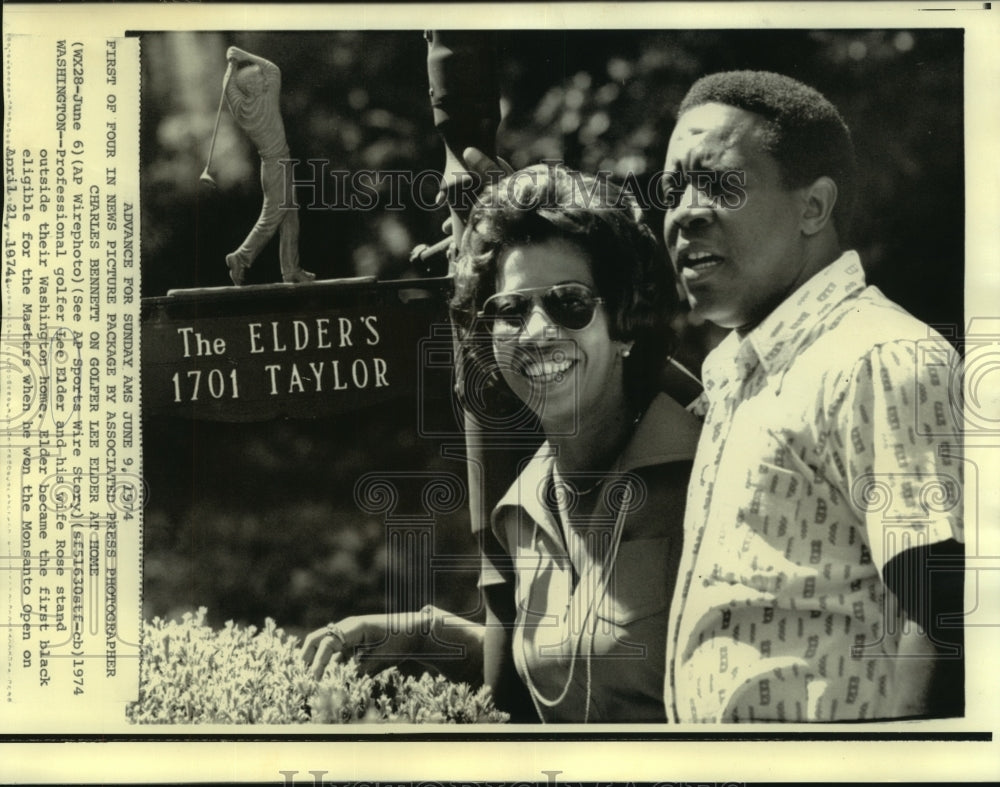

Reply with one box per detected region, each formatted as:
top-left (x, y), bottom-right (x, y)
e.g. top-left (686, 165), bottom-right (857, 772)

top-left (127, 608), bottom-right (508, 724)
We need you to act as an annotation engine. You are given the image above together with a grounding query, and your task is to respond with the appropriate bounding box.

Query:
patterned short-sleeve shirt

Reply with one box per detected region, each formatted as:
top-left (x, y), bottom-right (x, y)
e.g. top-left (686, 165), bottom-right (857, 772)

top-left (668, 252), bottom-right (964, 722)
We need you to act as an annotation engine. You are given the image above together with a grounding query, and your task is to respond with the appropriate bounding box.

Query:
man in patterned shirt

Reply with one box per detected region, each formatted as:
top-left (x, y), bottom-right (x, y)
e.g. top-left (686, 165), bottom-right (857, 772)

top-left (661, 71), bottom-right (964, 722)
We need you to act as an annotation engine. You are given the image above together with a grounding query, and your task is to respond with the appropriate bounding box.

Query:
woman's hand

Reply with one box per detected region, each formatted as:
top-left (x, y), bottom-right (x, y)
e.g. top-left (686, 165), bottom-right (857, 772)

top-left (301, 607), bottom-right (487, 684)
top-left (301, 611), bottom-right (425, 680)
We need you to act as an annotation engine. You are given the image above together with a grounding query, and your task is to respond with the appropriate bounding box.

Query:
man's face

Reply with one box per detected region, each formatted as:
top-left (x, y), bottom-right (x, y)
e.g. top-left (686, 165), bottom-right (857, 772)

top-left (663, 102), bottom-right (812, 332)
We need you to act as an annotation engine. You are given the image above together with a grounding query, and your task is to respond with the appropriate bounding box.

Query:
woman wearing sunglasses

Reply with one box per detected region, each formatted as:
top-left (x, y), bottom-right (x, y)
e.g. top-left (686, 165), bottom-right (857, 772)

top-left (303, 163), bottom-right (701, 722)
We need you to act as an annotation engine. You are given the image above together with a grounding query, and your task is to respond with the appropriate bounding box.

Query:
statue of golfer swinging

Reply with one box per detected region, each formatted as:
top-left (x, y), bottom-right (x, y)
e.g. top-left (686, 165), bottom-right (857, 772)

top-left (206, 46), bottom-right (315, 285)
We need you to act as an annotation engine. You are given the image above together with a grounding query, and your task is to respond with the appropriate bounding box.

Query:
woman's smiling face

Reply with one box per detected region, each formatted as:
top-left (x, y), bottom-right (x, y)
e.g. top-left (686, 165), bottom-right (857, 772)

top-left (492, 238), bottom-right (627, 432)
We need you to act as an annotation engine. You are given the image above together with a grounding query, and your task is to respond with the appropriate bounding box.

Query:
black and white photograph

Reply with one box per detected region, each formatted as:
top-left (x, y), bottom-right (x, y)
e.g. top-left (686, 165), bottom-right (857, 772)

top-left (2, 2), bottom-right (998, 784)
top-left (138, 24), bottom-right (967, 725)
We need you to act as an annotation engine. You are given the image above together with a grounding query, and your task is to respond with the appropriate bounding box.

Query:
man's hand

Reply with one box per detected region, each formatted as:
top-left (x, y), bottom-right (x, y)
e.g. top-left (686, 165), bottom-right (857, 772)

top-left (441, 146), bottom-right (514, 254)
top-left (463, 146), bottom-right (513, 181)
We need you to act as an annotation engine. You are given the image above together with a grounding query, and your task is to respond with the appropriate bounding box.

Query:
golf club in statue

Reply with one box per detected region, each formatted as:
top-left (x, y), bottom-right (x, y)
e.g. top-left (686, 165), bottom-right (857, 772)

top-left (200, 62), bottom-right (232, 189)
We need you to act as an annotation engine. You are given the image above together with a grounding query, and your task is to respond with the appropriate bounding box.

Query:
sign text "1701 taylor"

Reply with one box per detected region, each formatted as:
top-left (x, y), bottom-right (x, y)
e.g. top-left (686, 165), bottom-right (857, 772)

top-left (171, 315), bottom-right (389, 402)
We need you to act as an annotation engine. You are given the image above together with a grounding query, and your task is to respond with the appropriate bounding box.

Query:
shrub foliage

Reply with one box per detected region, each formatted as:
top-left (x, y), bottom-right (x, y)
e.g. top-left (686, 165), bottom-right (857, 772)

top-left (126, 609), bottom-right (508, 724)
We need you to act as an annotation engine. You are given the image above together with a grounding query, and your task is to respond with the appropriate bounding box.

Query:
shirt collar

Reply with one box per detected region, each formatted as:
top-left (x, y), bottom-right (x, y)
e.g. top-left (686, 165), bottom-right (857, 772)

top-left (491, 392), bottom-right (701, 540)
top-left (702, 251), bottom-right (866, 389)
top-left (492, 441), bottom-right (558, 544)
top-left (619, 391), bottom-right (702, 471)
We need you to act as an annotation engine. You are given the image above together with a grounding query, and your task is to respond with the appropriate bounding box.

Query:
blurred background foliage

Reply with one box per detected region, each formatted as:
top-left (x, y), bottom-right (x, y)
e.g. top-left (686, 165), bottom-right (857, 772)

top-left (140, 29), bottom-right (963, 637)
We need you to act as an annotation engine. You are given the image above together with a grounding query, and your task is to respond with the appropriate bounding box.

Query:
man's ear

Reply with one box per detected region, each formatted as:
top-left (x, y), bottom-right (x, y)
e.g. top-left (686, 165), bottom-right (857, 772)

top-left (800, 176), bottom-right (838, 236)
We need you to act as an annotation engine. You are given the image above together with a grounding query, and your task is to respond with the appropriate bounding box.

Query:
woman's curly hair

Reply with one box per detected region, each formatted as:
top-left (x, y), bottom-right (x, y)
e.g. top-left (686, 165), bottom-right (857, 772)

top-left (450, 162), bottom-right (678, 419)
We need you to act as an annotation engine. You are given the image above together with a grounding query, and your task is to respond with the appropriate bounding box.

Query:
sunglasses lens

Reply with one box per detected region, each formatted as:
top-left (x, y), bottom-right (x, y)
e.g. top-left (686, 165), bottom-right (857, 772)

top-left (482, 285), bottom-right (600, 339)
top-left (544, 285), bottom-right (597, 330)
top-left (483, 293), bottom-right (530, 336)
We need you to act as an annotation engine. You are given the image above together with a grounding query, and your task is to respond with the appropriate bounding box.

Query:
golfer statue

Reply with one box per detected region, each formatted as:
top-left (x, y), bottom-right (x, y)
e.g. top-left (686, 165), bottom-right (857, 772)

top-left (223, 46), bottom-right (315, 285)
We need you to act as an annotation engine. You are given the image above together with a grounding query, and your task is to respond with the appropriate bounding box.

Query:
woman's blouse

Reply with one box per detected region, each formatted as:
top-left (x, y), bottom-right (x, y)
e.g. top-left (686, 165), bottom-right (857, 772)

top-left (482, 393), bottom-right (701, 722)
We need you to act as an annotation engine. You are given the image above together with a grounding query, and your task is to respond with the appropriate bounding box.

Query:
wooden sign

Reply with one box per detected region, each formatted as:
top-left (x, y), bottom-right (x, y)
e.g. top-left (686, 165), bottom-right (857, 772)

top-left (141, 277), bottom-right (454, 421)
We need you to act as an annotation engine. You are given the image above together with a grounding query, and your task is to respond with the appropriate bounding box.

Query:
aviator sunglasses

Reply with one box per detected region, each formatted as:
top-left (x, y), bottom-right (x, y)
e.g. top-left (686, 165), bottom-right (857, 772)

top-left (479, 283), bottom-right (605, 341)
